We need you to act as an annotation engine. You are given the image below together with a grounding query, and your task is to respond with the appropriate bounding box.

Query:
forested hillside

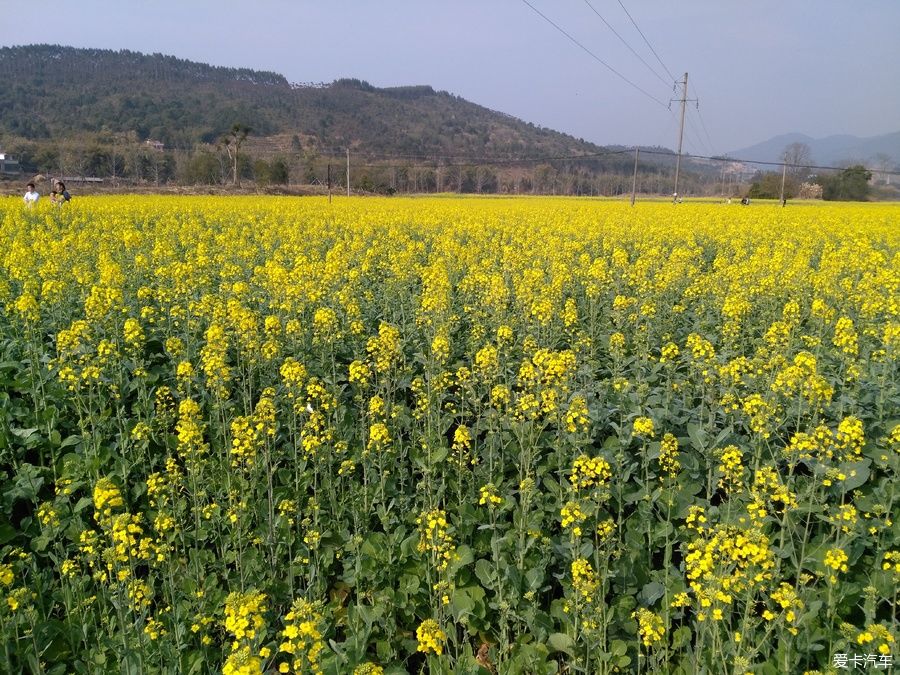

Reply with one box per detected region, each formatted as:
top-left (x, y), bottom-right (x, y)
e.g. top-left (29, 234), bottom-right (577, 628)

top-left (0, 45), bottom-right (709, 194)
top-left (0, 45), bottom-right (600, 156)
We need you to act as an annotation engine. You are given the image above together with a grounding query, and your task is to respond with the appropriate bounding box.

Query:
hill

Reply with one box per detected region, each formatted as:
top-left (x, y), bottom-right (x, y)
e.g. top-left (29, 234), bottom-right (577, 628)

top-left (0, 44), bottom-right (604, 159)
top-left (0, 44), bottom-right (728, 195)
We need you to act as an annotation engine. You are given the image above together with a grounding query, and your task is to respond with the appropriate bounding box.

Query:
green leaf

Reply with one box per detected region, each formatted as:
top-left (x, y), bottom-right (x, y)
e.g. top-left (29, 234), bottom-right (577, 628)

top-left (10, 427), bottom-right (39, 439)
top-left (837, 460), bottom-right (870, 492)
top-left (59, 435), bottom-right (82, 449)
top-left (74, 497), bottom-right (93, 513)
top-left (671, 626), bottom-right (692, 649)
top-left (182, 651), bottom-right (204, 675)
top-left (687, 422), bottom-right (707, 449)
top-left (639, 580), bottom-right (665, 606)
top-left (452, 587), bottom-right (475, 616)
top-left (525, 567), bottom-right (544, 591)
top-left (454, 544), bottom-right (474, 567)
top-left (474, 558), bottom-right (494, 588)
top-left (547, 632), bottom-right (575, 655)
top-left (0, 524), bottom-right (17, 544)
top-left (8, 463), bottom-right (44, 502)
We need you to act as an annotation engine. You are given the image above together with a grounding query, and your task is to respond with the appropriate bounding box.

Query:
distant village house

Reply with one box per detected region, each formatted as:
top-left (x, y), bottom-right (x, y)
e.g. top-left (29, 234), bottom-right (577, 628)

top-left (0, 152), bottom-right (23, 175)
top-left (145, 139), bottom-right (165, 151)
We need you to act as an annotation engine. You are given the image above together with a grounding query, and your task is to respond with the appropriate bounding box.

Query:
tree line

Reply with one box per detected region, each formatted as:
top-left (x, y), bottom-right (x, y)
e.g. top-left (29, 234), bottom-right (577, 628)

top-left (746, 142), bottom-right (891, 202)
top-left (5, 132), bottom-right (720, 196)
top-left (7, 132), bottom-right (889, 201)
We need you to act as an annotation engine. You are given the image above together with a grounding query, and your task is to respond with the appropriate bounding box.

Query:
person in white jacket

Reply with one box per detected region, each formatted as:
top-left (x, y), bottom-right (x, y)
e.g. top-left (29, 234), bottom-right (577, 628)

top-left (23, 182), bottom-right (40, 206)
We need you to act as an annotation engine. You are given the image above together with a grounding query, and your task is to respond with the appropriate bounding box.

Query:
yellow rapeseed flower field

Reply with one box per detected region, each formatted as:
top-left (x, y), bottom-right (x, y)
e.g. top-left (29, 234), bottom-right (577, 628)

top-left (0, 195), bottom-right (897, 674)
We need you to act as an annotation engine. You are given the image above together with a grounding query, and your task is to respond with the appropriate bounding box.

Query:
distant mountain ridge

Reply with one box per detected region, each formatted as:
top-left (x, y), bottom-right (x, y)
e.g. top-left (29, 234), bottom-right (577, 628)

top-left (728, 131), bottom-right (900, 167)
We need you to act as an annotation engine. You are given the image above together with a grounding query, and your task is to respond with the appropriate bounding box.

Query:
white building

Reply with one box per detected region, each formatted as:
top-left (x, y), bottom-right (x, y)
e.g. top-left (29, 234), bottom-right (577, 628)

top-left (0, 152), bottom-right (23, 175)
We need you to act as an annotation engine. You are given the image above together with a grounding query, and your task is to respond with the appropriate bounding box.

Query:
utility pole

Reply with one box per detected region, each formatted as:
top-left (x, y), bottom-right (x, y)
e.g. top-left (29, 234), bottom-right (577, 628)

top-left (720, 160), bottom-right (727, 201)
top-left (630, 147), bottom-right (640, 206)
top-left (670, 72), bottom-right (696, 202)
top-left (327, 163), bottom-right (332, 204)
top-left (779, 161), bottom-right (787, 206)
top-left (346, 148), bottom-right (350, 197)
top-left (111, 133), bottom-right (117, 186)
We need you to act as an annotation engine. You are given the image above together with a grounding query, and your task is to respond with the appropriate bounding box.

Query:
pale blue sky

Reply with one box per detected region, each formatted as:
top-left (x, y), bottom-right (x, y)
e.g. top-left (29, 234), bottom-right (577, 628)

top-left (2, 0), bottom-right (898, 153)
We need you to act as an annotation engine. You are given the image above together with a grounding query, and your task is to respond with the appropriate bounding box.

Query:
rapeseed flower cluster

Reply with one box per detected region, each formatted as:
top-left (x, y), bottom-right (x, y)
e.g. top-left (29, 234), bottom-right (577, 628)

top-left (632, 608), bottom-right (665, 648)
top-left (478, 483), bottom-right (503, 507)
top-left (570, 455), bottom-right (611, 491)
top-left (716, 445), bottom-right (745, 494)
top-left (570, 558), bottom-right (599, 599)
top-left (93, 478), bottom-right (124, 523)
top-left (765, 582), bottom-right (804, 635)
top-left (416, 618), bottom-right (446, 656)
top-left (658, 433), bottom-right (680, 479)
top-left (224, 590), bottom-right (267, 644)
top-left (632, 416), bottom-right (655, 439)
top-left (279, 598), bottom-right (326, 674)
top-left (416, 509), bottom-right (455, 571)
top-left (685, 524), bottom-right (775, 620)
top-left (824, 548), bottom-right (849, 582)
top-left (854, 623), bottom-right (896, 656)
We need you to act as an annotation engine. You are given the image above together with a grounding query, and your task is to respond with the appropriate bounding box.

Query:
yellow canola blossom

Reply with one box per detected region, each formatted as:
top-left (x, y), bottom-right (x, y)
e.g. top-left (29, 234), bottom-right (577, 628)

top-left (1, 195), bottom-right (898, 675)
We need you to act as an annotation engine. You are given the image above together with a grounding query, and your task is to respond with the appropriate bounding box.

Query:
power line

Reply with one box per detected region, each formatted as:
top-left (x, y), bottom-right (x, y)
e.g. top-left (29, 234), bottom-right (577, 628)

top-left (581, 0), bottom-right (671, 89)
top-left (694, 107), bottom-right (717, 156)
top-left (313, 145), bottom-right (900, 177)
top-left (686, 114), bottom-right (711, 156)
top-left (667, 103), bottom-right (704, 156)
top-left (615, 0), bottom-right (676, 82)
top-left (520, 0), bottom-right (668, 108)
top-left (637, 148), bottom-right (900, 176)
top-left (351, 149), bottom-right (635, 168)
top-left (686, 78), bottom-right (718, 156)
top-left (319, 148), bottom-right (633, 164)
top-left (665, 108), bottom-right (694, 153)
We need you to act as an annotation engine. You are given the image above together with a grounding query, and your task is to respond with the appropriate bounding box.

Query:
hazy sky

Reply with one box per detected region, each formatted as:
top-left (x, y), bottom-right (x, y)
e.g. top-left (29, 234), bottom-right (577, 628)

top-left (2, 0), bottom-right (899, 153)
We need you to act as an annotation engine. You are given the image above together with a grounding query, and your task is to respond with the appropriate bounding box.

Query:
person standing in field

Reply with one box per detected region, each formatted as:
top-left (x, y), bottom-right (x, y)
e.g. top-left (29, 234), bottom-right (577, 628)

top-left (51, 181), bottom-right (71, 205)
top-left (23, 182), bottom-right (40, 206)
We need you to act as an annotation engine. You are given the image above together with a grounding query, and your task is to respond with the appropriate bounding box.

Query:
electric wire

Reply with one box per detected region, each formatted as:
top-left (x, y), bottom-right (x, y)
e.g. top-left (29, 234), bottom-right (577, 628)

top-left (520, 0), bottom-right (668, 108)
top-left (350, 148), bottom-right (634, 168)
top-left (686, 79), bottom-right (718, 155)
top-left (319, 145), bottom-right (900, 177)
top-left (686, 114), bottom-right (711, 156)
top-left (695, 107), bottom-right (717, 156)
top-left (581, 0), bottom-right (671, 89)
top-left (614, 0), bottom-right (676, 82)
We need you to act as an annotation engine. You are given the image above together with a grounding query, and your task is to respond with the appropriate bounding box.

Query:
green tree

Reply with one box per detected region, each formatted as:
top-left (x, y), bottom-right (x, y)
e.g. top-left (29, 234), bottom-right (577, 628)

top-left (182, 150), bottom-right (223, 184)
top-left (819, 165), bottom-right (872, 201)
top-left (268, 157), bottom-right (290, 185)
top-left (749, 172), bottom-right (798, 199)
top-left (253, 159), bottom-right (272, 186)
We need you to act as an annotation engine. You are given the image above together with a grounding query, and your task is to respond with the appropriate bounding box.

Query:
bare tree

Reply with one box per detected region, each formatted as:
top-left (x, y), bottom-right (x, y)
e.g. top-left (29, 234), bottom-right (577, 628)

top-left (872, 153), bottom-right (893, 185)
top-left (60, 141), bottom-right (91, 179)
top-left (220, 123), bottom-right (251, 186)
top-left (782, 142), bottom-right (813, 178)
